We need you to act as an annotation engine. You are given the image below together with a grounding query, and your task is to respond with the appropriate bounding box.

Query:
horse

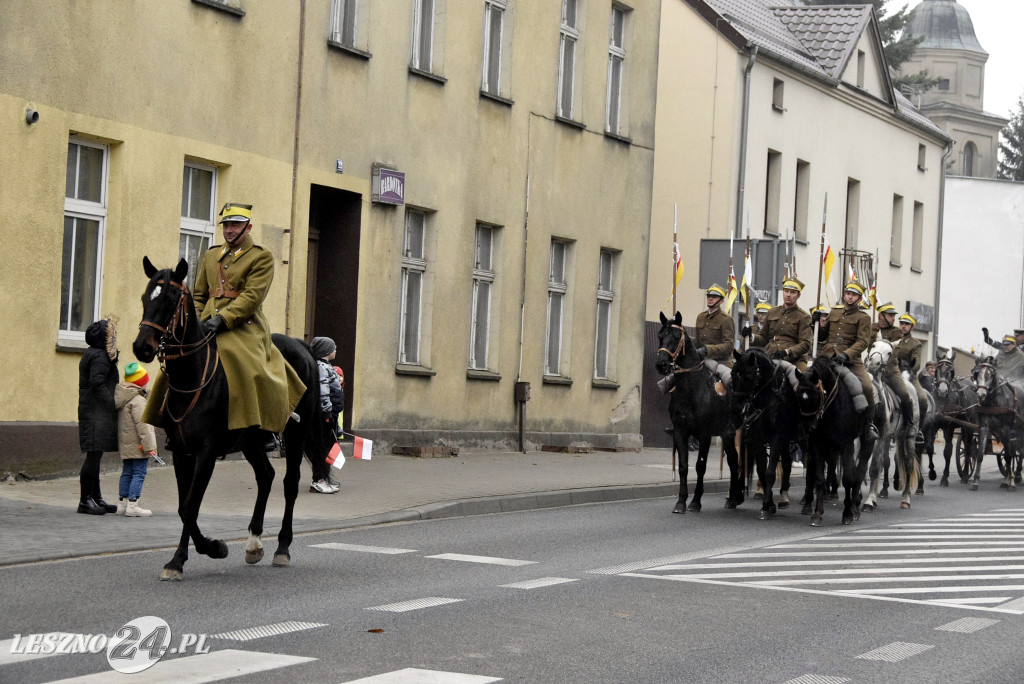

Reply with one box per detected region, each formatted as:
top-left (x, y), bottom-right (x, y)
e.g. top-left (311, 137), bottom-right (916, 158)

top-left (862, 340), bottom-right (918, 510)
top-left (655, 312), bottom-right (744, 513)
top-left (971, 358), bottom-right (1024, 491)
top-left (928, 353), bottom-right (978, 486)
top-left (899, 358), bottom-right (936, 496)
top-left (132, 258), bottom-right (324, 580)
top-left (793, 355), bottom-right (874, 526)
top-left (730, 347), bottom-right (802, 520)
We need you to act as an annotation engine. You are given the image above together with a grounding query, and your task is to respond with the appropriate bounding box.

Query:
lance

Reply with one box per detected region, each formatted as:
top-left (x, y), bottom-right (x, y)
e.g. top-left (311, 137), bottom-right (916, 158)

top-left (813, 194), bottom-right (828, 358)
top-left (672, 203), bottom-right (678, 316)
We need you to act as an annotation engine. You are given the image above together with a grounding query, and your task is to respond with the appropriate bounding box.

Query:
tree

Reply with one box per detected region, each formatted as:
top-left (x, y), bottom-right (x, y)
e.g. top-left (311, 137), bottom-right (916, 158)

top-left (998, 95), bottom-right (1024, 181)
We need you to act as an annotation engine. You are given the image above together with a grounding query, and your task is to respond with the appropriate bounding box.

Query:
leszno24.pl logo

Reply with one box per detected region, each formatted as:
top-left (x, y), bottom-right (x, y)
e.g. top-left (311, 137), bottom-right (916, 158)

top-left (10, 616), bottom-right (210, 674)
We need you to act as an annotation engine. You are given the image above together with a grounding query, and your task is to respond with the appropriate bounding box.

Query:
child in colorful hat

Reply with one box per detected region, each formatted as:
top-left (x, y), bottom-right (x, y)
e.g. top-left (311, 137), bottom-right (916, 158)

top-left (113, 362), bottom-right (158, 517)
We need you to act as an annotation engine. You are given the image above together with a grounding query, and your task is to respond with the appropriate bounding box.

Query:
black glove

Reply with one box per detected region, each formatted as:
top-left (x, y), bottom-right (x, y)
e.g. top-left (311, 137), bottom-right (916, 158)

top-left (835, 352), bottom-right (850, 366)
top-left (772, 349), bottom-right (789, 360)
top-left (740, 326), bottom-right (752, 338)
top-left (811, 310), bottom-right (821, 325)
top-left (202, 315), bottom-right (226, 337)
top-left (695, 346), bottom-right (707, 361)
top-left (982, 327), bottom-right (993, 346)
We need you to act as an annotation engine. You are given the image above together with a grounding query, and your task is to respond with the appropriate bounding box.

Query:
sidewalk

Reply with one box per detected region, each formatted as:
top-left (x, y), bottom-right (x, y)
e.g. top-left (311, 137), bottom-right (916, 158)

top-left (0, 446), bottom-right (745, 567)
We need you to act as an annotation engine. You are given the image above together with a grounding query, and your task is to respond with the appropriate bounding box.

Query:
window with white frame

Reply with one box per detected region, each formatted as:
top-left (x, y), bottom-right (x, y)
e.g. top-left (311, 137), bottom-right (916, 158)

top-left (60, 138), bottom-right (108, 339)
top-left (606, 5), bottom-right (626, 134)
top-left (412, 0), bottom-right (435, 72)
top-left (557, 0), bottom-right (580, 119)
top-left (594, 249), bottom-right (615, 379)
top-left (179, 162), bottom-right (217, 290)
top-left (545, 240), bottom-right (569, 375)
top-left (329, 0), bottom-right (358, 47)
top-left (400, 210), bottom-right (428, 365)
top-left (482, 0), bottom-right (506, 96)
top-left (469, 224), bottom-right (495, 369)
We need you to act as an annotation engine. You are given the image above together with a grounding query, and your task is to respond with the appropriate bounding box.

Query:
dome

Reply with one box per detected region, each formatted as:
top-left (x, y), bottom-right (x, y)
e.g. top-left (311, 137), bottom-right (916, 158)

top-left (905, 0), bottom-right (986, 54)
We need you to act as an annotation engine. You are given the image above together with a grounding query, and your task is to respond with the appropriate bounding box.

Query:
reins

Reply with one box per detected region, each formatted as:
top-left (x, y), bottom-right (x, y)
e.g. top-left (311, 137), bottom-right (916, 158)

top-left (657, 324), bottom-right (703, 375)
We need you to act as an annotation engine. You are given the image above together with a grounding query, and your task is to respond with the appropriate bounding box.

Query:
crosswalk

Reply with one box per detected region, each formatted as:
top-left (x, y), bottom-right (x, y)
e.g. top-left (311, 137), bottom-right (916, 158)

top-left (621, 508), bottom-right (1024, 614)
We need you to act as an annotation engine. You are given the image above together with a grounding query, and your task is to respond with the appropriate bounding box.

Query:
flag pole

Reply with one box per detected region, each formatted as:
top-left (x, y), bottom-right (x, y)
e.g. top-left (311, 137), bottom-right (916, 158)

top-left (744, 212), bottom-right (752, 350)
top-left (672, 203), bottom-right (678, 316)
top-left (813, 194), bottom-right (828, 358)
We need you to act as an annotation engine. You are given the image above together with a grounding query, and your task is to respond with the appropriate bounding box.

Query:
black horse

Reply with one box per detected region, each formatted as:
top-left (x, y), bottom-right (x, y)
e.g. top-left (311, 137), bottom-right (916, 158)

top-left (971, 358), bottom-right (1024, 491)
top-left (793, 355), bottom-right (875, 526)
top-left (133, 258), bottom-right (323, 580)
top-left (730, 348), bottom-right (802, 520)
top-left (655, 312), bottom-right (744, 513)
top-left (928, 355), bottom-right (978, 486)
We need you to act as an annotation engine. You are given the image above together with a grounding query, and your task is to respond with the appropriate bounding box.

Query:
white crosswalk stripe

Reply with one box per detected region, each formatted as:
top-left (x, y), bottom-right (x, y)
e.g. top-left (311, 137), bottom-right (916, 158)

top-left (43, 649), bottom-right (314, 683)
top-left (343, 667), bottom-right (502, 683)
top-left (425, 553), bottom-right (536, 566)
top-left (620, 511), bottom-right (1024, 614)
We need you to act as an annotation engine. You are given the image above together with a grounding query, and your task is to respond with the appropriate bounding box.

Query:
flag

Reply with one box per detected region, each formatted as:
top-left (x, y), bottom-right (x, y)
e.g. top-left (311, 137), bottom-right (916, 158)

top-left (326, 441), bottom-right (345, 469)
top-left (724, 267), bottom-right (739, 313)
top-left (740, 247), bottom-right (752, 309)
top-left (352, 435), bottom-right (373, 460)
top-left (822, 237), bottom-right (836, 284)
top-left (848, 262), bottom-right (857, 283)
top-left (672, 243), bottom-right (683, 290)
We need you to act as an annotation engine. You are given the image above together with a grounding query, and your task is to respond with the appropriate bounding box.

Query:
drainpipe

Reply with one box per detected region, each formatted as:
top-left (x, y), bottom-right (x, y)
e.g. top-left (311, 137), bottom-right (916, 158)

top-left (932, 140), bottom-right (954, 352)
top-left (283, 0), bottom-right (306, 334)
top-left (734, 45), bottom-right (758, 240)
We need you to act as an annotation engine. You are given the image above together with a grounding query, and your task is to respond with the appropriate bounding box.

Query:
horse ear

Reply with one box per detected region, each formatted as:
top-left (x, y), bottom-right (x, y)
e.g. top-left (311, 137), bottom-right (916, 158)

top-left (660, 311), bottom-right (668, 325)
top-left (673, 311), bottom-right (682, 326)
top-left (174, 258), bottom-right (189, 283)
top-left (143, 256), bottom-right (157, 279)
top-left (948, 349), bottom-right (956, 361)
top-left (732, 349), bottom-right (741, 362)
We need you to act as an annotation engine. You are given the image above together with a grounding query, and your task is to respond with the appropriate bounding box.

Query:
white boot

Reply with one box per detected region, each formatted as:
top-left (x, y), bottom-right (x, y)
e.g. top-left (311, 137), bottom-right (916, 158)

top-left (126, 499), bottom-right (152, 517)
top-left (116, 498), bottom-right (127, 516)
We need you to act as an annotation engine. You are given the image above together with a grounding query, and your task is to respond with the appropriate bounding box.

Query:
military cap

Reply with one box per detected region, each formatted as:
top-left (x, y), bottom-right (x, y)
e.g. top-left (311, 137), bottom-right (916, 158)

top-left (782, 278), bottom-right (804, 292)
top-left (706, 284), bottom-right (726, 299)
top-left (876, 302), bottom-right (896, 314)
top-left (845, 281), bottom-right (866, 296)
top-left (1003, 335), bottom-right (1017, 345)
top-left (899, 313), bottom-right (916, 326)
top-left (755, 302), bottom-right (772, 312)
top-left (218, 203), bottom-right (253, 224)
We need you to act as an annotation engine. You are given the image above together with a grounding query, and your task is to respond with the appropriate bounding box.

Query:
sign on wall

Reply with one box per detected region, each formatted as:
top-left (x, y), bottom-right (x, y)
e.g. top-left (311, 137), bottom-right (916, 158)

top-left (906, 300), bottom-right (934, 333)
top-left (371, 164), bottom-right (405, 205)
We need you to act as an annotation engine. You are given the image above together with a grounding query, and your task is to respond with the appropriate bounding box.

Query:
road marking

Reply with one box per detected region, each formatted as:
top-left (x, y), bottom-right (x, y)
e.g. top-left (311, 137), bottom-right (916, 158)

top-left (0, 634), bottom-right (75, 665)
top-left (855, 642), bottom-right (933, 662)
top-left (936, 617), bottom-right (1000, 633)
top-left (819, 534), bottom-right (1024, 540)
top-left (996, 596), bottom-right (1024, 610)
top-left (650, 556), bottom-right (1024, 571)
top-left (652, 564), bottom-right (1024, 579)
top-left (343, 668), bottom-right (502, 683)
top-left (311, 543), bottom-right (417, 554)
top-left (500, 577), bottom-right (579, 590)
top-left (782, 676), bottom-right (850, 684)
top-left (774, 541), bottom-right (1024, 548)
top-left (46, 649), bottom-right (314, 683)
top-left (425, 553), bottom-right (536, 566)
top-left (642, 464), bottom-right (674, 469)
top-left (367, 597), bottom-right (463, 613)
top-left (748, 573), bottom-right (1024, 587)
top-left (936, 597), bottom-right (1011, 606)
top-left (723, 548), bottom-right (1024, 557)
top-left (209, 621), bottom-right (327, 641)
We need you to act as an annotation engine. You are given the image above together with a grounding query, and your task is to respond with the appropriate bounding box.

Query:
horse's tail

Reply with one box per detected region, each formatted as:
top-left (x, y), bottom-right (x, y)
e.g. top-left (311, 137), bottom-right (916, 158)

top-left (896, 443), bottom-right (920, 493)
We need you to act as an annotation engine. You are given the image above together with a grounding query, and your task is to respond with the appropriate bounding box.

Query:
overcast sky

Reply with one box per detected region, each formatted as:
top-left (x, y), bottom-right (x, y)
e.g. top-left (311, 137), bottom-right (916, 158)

top-left (920, 0), bottom-right (1024, 118)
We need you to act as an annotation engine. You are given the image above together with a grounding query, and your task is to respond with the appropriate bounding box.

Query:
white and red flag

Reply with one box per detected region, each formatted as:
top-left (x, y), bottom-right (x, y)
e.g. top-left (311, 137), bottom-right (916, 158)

top-left (352, 435), bottom-right (373, 460)
top-left (326, 441), bottom-right (345, 469)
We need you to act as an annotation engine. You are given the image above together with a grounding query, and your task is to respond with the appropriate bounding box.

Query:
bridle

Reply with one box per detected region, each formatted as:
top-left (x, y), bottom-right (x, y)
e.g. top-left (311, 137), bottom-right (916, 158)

top-left (797, 365), bottom-right (839, 420)
top-left (657, 324), bottom-right (703, 374)
top-left (733, 351), bottom-right (784, 430)
top-left (865, 342), bottom-right (890, 374)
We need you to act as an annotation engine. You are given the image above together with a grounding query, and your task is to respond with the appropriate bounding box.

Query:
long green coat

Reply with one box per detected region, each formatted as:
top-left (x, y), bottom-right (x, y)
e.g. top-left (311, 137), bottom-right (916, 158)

top-left (144, 235), bottom-right (305, 432)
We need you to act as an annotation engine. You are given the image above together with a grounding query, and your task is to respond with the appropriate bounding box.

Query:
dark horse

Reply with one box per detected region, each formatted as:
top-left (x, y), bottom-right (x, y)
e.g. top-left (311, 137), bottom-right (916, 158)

top-left (794, 356), bottom-right (875, 526)
top-left (971, 358), bottom-right (1024, 491)
top-left (133, 258), bottom-right (323, 580)
top-left (730, 347), bottom-right (802, 520)
top-left (928, 354), bottom-right (978, 486)
top-left (655, 312), bottom-right (744, 513)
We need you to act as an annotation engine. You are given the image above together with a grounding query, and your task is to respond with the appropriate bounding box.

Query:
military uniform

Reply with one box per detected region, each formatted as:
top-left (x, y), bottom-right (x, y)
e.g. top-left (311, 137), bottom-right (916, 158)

top-left (996, 345), bottom-right (1024, 382)
top-left (874, 313), bottom-right (915, 422)
top-left (751, 305), bottom-right (812, 370)
top-left (893, 331), bottom-right (927, 404)
top-left (695, 307), bottom-right (736, 368)
top-left (817, 302), bottom-right (873, 403)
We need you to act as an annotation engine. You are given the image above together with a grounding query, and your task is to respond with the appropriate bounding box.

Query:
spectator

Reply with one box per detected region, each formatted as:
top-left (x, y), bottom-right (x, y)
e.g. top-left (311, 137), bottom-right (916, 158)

top-left (114, 362), bottom-right (158, 517)
top-left (78, 318), bottom-right (119, 515)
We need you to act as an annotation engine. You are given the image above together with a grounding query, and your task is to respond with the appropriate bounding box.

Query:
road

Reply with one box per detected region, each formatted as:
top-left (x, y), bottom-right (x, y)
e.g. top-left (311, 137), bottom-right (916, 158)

top-left (2, 485), bottom-right (1023, 683)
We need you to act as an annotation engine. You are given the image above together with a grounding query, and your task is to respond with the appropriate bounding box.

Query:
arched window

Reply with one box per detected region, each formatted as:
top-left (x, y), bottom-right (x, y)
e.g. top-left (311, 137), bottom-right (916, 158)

top-left (964, 141), bottom-right (978, 177)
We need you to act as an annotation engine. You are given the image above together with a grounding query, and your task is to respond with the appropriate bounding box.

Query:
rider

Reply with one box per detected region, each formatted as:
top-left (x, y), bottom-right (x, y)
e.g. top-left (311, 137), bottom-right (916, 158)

top-left (742, 278), bottom-right (812, 371)
top-left (694, 284), bottom-right (736, 368)
top-left (191, 203), bottom-right (306, 433)
top-left (995, 334), bottom-right (1024, 382)
top-left (753, 301), bottom-right (771, 335)
top-left (812, 281), bottom-right (878, 441)
top-left (873, 302), bottom-right (919, 440)
top-left (892, 313), bottom-right (928, 445)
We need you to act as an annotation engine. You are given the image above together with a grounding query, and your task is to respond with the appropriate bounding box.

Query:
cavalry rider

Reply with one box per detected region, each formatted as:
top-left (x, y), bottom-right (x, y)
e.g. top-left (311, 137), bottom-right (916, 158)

top-left (753, 301), bottom-right (771, 334)
top-left (694, 284), bottom-right (736, 368)
top-left (742, 278), bottom-right (812, 371)
top-left (995, 334), bottom-right (1024, 383)
top-left (874, 301), bottom-right (920, 441)
top-left (892, 313), bottom-right (928, 445)
top-left (189, 203), bottom-right (305, 433)
top-left (812, 281), bottom-right (878, 441)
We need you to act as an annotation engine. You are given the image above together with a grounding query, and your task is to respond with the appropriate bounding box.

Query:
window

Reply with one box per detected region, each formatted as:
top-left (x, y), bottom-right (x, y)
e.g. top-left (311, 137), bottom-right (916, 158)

top-left (545, 240), bottom-right (569, 376)
top-left (605, 5), bottom-right (627, 134)
top-left (890, 194), bottom-right (903, 267)
top-left (845, 178), bottom-right (861, 250)
top-left (938, 78), bottom-right (950, 91)
top-left (764, 150), bottom-right (781, 235)
top-left (856, 50), bottom-right (865, 88)
top-left (469, 225), bottom-right (496, 370)
top-left (399, 210), bottom-right (428, 365)
top-left (594, 249), bottom-right (615, 379)
top-left (329, 0), bottom-right (357, 47)
top-left (412, 0), bottom-right (435, 72)
top-left (60, 139), bottom-right (108, 340)
top-left (964, 141), bottom-right (977, 176)
top-left (793, 160), bottom-right (809, 241)
top-left (772, 78), bottom-right (784, 111)
top-left (917, 144), bottom-right (926, 172)
top-left (180, 162), bottom-right (217, 290)
top-left (482, 0), bottom-right (506, 96)
top-left (911, 201), bottom-right (924, 272)
top-left (557, 0), bottom-right (580, 119)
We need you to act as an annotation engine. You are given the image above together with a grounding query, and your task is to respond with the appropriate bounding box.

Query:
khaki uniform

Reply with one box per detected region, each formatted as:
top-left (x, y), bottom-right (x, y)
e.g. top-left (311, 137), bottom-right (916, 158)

top-left (893, 333), bottom-right (927, 422)
top-left (751, 305), bottom-right (812, 370)
top-left (818, 304), bottom-right (873, 403)
top-left (874, 322), bottom-right (915, 418)
top-left (996, 347), bottom-right (1024, 382)
top-left (695, 307), bottom-right (735, 368)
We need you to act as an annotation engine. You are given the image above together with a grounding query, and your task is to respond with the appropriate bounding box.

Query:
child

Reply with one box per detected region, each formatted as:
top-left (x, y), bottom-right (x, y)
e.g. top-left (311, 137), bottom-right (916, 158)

top-left (309, 337), bottom-right (344, 493)
top-left (114, 362), bottom-right (158, 516)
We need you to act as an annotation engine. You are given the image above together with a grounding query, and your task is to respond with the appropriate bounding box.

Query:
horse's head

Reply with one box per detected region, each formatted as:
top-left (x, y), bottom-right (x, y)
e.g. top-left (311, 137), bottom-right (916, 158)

top-left (934, 355), bottom-right (956, 398)
top-left (133, 257), bottom-right (190, 363)
top-left (731, 347), bottom-right (773, 397)
top-left (655, 311), bottom-right (686, 375)
top-left (974, 357), bottom-right (998, 400)
top-left (794, 355), bottom-right (832, 417)
top-left (865, 339), bottom-right (892, 375)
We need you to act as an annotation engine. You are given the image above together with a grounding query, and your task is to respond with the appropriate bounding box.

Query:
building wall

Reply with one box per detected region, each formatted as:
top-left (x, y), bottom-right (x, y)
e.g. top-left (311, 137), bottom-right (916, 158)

top-left (903, 47), bottom-right (988, 112)
top-left (0, 0), bottom-right (660, 466)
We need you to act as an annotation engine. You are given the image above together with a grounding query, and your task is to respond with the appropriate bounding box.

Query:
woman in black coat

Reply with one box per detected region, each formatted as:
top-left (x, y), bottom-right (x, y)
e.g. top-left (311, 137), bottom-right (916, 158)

top-left (78, 319), bottom-right (119, 515)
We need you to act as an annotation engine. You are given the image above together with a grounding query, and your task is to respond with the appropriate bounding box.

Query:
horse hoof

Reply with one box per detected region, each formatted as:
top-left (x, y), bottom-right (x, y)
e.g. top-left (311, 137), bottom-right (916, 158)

top-left (863, 502), bottom-right (875, 511)
top-left (842, 517), bottom-right (854, 525)
top-left (940, 477), bottom-right (949, 487)
top-left (160, 568), bottom-right (183, 582)
top-left (207, 540), bottom-right (229, 559)
top-left (686, 502), bottom-right (701, 512)
top-left (759, 508), bottom-right (776, 521)
top-left (778, 501), bottom-right (789, 509)
top-left (929, 468), bottom-right (936, 481)
top-left (915, 488), bottom-right (924, 496)
top-left (810, 517), bottom-right (822, 527)
top-left (853, 510), bottom-right (861, 522)
top-left (245, 547), bottom-right (265, 565)
top-left (900, 501), bottom-right (910, 509)
top-left (272, 553), bottom-right (291, 567)
top-left (724, 498), bottom-right (738, 510)
top-left (672, 502), bottom-right (687, 514)
top-left (970, 482), bottom-right (979, 491)
top-left (878, 490), bottom-right (888, 499)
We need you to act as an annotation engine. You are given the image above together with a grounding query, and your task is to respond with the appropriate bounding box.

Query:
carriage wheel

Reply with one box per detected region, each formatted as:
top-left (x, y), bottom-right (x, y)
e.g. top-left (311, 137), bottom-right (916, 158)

top-left (955, 432), bottom-right (976, 481)
top-left (984, 438), bottom-right (1011, 477)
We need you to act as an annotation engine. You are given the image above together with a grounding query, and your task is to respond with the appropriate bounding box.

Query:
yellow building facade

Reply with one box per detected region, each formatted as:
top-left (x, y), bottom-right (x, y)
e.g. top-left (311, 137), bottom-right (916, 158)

top-left (1, 0), bottom-right (659, 471)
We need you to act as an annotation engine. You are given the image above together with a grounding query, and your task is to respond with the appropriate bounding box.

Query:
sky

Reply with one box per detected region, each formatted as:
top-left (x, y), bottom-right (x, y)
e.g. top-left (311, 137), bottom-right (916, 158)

top-left (915, 0), bottom-right (1024, 118)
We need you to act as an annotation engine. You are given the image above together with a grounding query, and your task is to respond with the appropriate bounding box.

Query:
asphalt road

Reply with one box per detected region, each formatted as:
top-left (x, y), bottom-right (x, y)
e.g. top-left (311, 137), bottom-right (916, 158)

top-left (2, 485), bottom-right (1023, 683)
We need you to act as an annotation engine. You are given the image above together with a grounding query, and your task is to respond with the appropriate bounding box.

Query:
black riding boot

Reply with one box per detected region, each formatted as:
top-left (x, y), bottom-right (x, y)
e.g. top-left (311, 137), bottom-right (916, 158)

top-left (861, 411), bottom-right (879, 443)
top-left (78, 452), bottom-right (107, 515)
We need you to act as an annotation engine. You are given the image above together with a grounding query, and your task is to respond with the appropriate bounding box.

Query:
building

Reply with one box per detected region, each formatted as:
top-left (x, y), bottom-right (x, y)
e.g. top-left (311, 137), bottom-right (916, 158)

top-left (0, 0), bottom-right (660, 474)
top-left (642, 0), bottom-right (951, 445)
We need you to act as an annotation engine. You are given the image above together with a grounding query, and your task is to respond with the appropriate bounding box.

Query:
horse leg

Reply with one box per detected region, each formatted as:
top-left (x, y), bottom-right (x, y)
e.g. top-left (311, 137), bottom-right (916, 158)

top-left (778, 446), bottom-right (792, 509)
top-left (971, 425), bottom-right (987, 490)
top-left (842, 446), bottom-right (862, 525)
top-left (941, 426), bottom-right (953, 486)
top-left (242, 432), bottom-right (276, 565)
top-left (863, 443), bottom-right (881, 511)
top-left (688, 437), bottom-right (710, 512)
top-left (810, 446), bottom-right (827, 527)
top-left (672, 428), bottom-right (689, 514)
top-left (181, 451), bottom-right (229, 561)
top-left (273, 421), bottom-right (306, 566)
top-left (759, 444), bottom-right (778, 520)
top-left (723, 431), bottom-right (744, 509)
top-left (161, 450), bottom-right (194, 581)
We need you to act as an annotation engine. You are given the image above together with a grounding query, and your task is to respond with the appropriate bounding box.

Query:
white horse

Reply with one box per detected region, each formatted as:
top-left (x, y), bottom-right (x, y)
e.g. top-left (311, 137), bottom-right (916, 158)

top-left (863, 339), bottom-right (920, 510)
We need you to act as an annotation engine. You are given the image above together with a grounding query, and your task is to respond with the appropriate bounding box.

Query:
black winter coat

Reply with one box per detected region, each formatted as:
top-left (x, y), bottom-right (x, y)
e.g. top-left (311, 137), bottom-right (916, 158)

top-left (78, 321), bottom-right (118, 452)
